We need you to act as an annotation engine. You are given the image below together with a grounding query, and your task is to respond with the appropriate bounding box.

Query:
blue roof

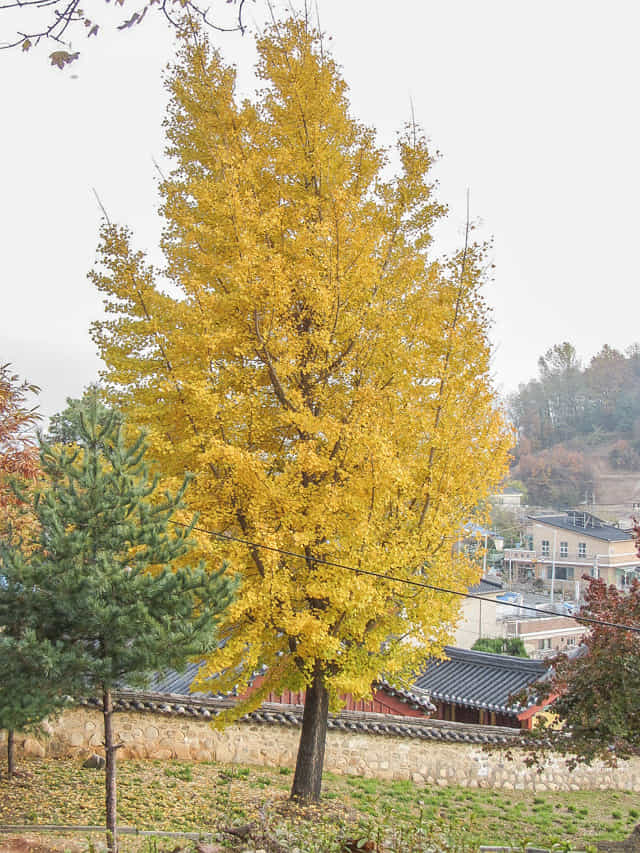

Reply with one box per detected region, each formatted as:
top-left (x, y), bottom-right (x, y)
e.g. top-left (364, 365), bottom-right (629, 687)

top-left (465, 524), bottom-right (499, 538)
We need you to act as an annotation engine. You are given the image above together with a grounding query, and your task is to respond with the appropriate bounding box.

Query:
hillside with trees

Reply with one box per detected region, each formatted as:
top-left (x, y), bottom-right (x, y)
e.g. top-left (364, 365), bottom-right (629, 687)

top-left (509, 343), bottom-right (640, 509)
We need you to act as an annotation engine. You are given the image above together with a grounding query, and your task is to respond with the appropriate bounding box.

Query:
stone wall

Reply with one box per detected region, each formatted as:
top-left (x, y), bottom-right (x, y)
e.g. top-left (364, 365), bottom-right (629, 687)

top-left (3, 703), bottom-right (640, 793)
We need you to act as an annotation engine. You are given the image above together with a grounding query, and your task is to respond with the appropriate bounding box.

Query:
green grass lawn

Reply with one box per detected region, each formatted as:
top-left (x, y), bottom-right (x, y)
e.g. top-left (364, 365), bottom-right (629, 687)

top-left (0, 756), bottom-right (638, 851)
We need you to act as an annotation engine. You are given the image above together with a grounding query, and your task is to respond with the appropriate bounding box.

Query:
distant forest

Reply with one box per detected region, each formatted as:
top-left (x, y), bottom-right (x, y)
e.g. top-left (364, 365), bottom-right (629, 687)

top-left (508, 342), bottom-right (640, 507)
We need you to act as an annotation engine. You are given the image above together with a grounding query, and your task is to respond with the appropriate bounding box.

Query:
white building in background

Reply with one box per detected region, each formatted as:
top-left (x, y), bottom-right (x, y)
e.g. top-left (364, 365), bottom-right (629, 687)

top-left (490, 488), bottom-right (523, 510)
top-left (453, 578), bottom-right (506, 648)
top-left (503, 612), bottom-right (587, 659)
top-left (453, 577), bottom-right (588, 659)
top-left (504, 511), bottom-right (640, 596)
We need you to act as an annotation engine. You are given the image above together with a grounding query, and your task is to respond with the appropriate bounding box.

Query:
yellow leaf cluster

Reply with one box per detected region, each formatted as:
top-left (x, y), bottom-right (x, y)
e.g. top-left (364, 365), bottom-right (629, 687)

top-left (90, 17), bottom-right (512, 712)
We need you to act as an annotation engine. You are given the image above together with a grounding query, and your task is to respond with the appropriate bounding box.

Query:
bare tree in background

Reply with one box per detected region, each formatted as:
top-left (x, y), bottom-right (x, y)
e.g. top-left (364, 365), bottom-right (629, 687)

top-left (0, 0), bottom-right (248, 68)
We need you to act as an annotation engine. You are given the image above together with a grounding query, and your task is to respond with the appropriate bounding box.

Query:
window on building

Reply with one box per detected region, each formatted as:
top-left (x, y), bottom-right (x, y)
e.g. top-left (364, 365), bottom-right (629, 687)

top-left (560, 541), bottom-right (568, 558)
top-left (567, 637), bottom-right (576, 646)
top-left (578, 542), bottom-right (586, 558)
top-left (541, 539), bottom-right (550, 557)
top-left (527, 535), bottom-right (534, 551)
top-left (538, 638), bottom-right (552, 650)
top-left (554, 566), bottom-right (575, 580)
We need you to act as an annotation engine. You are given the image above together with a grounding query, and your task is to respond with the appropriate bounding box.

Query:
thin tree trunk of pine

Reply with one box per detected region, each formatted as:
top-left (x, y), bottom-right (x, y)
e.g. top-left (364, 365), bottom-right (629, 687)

top-left (7, 730), bottom-right (15, 780)
top-left (291, 664), bottom-right (329, 803)
top-left (102, 688), bottom-right (118, 853)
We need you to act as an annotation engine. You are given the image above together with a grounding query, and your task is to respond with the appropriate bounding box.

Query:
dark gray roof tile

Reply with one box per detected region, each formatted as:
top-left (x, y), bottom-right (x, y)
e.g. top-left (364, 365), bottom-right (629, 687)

top-left (528, 512), bottom-right (634, 542)
top-left (415, 646), bottom-right (547, 717)
top-left (468, 578), bottom-right (504, 596)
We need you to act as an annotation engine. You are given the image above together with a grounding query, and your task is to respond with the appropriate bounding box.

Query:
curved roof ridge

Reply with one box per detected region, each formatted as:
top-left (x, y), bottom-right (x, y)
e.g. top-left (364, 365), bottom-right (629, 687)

top-left (442, 646), bottom-right (547, 672)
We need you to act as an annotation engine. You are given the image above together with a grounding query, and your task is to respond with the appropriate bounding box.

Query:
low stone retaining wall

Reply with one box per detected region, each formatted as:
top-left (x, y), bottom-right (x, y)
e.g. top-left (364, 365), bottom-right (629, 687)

top-left (3, 694), bottom-right (639, 793)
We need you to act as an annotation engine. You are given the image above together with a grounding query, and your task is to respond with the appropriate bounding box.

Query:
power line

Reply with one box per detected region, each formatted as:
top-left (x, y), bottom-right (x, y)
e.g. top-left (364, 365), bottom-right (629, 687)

top-left (171, 521), bottom-right (640, 636)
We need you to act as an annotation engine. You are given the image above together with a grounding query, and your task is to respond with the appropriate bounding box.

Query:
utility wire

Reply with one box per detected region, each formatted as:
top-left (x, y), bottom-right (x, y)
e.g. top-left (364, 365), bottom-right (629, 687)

top-left (171, 521), bottom-right (640, 636)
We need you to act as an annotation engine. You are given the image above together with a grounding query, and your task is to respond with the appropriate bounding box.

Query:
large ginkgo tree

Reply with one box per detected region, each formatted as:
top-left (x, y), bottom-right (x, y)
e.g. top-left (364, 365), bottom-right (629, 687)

top-left (91, 16), bottom-right (512, 802)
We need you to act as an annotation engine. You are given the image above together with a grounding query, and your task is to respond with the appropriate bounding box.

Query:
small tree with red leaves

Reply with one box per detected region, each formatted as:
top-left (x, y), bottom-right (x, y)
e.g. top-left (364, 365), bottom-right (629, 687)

top-left (0, 363), bottom-right (40, 543)
top-left (0, 363), bottom-right (42, 779)
top-left (523, 572), bottom-right (640, 769)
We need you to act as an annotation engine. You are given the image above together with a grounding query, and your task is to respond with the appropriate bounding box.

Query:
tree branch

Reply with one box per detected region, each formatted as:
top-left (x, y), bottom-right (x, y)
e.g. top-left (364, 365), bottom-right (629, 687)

top-left (253, 309), bottom-right (297, 412)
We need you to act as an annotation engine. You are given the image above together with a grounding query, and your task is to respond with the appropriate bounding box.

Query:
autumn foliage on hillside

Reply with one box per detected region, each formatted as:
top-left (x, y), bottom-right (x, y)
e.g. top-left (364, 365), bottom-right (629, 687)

top-left (515, 445), bottom-right (593, 507)
top-left (510, 342), bottom-right (640, 453)
top-left (508, 341), bottom-right (640, 505)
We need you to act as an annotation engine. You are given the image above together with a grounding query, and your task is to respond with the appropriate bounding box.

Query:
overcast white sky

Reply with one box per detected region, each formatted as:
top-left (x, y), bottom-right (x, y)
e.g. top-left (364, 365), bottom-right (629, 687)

top-left (2, 0), bottom-right (640, 419)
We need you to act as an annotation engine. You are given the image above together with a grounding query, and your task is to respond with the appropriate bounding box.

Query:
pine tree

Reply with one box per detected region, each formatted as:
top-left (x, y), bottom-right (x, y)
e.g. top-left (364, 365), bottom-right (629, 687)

top-left (0, 632), bottom-right (77, 779)
top-left (45, 383), bottom-right (110, 446)
top-left (91, 17), bottom-right (512, 802)
top-left (0, 401), bottom-right (235, 852)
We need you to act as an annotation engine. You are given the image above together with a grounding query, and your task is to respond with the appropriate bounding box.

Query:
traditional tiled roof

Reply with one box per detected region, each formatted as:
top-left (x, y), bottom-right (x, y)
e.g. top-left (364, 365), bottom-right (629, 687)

top-left (372, 679), bottom-right (435, 714)
top-left (79, 691), bottom-right (519, 745)
top-left (414, 647), bottom-right (547, 717)
top-left (145, 664), bottom-right (435, 716)
top-left (147, 662), bottom-right (222, 698)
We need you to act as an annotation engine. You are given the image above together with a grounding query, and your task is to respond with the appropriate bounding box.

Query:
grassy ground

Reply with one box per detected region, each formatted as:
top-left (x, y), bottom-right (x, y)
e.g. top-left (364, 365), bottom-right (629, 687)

top-left (1, 757), bottom-right (639, 851)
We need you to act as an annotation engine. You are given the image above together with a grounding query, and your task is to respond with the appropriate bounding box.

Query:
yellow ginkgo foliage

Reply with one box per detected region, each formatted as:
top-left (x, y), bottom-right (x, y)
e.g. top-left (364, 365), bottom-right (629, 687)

top-left (91, 16), bottom-right (512, 801)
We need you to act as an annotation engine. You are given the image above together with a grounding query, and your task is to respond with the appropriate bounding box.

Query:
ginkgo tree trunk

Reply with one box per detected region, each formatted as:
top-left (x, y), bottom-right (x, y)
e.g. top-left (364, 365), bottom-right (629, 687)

top-left (91, 15), bottom-right (512, 803)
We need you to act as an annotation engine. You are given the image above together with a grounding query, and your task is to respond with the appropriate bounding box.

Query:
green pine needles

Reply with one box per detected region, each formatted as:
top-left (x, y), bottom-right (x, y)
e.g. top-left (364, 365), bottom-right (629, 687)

top-left (0, 631), bottom-right (78, 779)
top-left (0, 400), bottom-right (236, 851)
